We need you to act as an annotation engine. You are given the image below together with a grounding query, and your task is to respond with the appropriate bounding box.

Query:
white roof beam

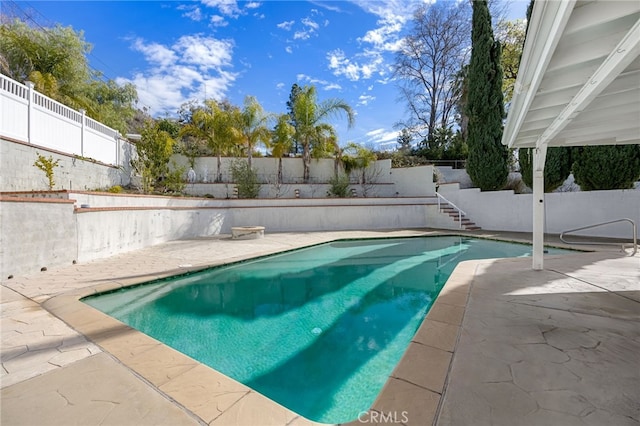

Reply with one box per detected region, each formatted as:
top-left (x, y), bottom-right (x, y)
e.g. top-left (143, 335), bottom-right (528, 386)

top-left (561, 119), bottom-right (640, 141)
top-left (547, 29), bottom-right (632, 72)
top-left (564, 1), bottom-right (640, 35)
top-left (534, 17), bottom-right (640, 148)
top-left (502, 0), bottom-right (577, 148)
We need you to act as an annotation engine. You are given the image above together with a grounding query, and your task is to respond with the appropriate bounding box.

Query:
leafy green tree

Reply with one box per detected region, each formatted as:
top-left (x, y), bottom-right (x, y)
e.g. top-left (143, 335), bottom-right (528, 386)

top-left (286, 83), bottom-right (304, 154)
top-left (269, 114), bottom-right (295, 185)
top-left (134, 119), bottom-right (178, 192)
top-left (230, 159), bottom-right (260, 198)
top-left (1, 19), bottom-right (90, 104)
top-left (84, 79), bottom-right (138, 135)
top-left (415, 138), bottom-right (442, 160)
top-left (415, 126), bottom-right (468, 162)
top-left (180, 100), bottom-right (238, 182)
top-left (466, 0), bottom-right (509, 191)
top-left (495, 19), bottom-right (526, 105)
top-left (290, 85), bottom-right (355, 183)
top-left (441, 131), bottom-right (468, 161)
top-left (519, 147), bottom-right (572, 192)
top-left (572, 145), bottom-right (640, 190)
top-left (236, 96), bottom-right (271, 169)
top-left (452, 65), bottom-right (470, 142)
top-left (326, 132), bottom-right (345, 178)
top-left (0, 18), bottom-right (137, 134)
top-left (342, 143), bottom-right (377, 185)
top-left (327, 173), bottom-right (350, 198)
top-left (397, 128), bottom-right (413, 155)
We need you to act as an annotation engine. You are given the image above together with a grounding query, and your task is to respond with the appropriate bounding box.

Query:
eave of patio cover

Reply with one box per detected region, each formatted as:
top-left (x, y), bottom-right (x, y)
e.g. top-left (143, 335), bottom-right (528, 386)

top-left (501, 0), bottom-right (640, 270)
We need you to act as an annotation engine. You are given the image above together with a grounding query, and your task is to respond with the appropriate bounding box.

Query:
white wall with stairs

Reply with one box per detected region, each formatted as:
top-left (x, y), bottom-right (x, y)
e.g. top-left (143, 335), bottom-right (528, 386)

top-left (437, 203), bottom-right (481, 230)
top-left (438, 182), bottom-right (639, 239)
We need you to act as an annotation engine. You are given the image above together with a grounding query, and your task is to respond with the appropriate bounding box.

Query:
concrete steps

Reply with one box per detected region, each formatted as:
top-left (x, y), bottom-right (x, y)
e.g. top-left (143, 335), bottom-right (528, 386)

top-left (440, 205), bottom-right (481, 231)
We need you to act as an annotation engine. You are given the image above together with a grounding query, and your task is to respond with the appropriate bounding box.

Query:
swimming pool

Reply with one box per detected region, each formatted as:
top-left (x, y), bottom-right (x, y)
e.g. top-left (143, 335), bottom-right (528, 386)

top-left (84, 236), bottom-right (570, 423)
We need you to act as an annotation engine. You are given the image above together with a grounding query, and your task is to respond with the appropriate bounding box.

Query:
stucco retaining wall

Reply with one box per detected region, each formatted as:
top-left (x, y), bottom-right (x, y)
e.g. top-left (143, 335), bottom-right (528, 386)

top-left (1, 138), bottom-right (130, 192)
top-left (76, 208), bottom-right (228, 262)
top-left (439, 183), bottom-right (639, 239)
top-left (0, 197), bottom-right (78, 278)
top-left (172, 156), bottom-right (395, 185)
top-left (1, 195), bottom-right (447, 277)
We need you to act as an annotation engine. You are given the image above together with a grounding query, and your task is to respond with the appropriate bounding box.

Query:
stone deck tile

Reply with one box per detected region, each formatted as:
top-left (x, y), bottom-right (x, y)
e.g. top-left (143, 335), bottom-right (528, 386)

top-left (158, 364), bottom-right (251, 424)
top-left (0, 353), bottom-right (201, 426)
top-left (209, 392), bottom-right (301, 426)
top-left (370, 378), bottom-right (440, 426)
top-left (0, 286), bottom-right (100, 389)
top-left (436, 253), bottom-right (640, 426)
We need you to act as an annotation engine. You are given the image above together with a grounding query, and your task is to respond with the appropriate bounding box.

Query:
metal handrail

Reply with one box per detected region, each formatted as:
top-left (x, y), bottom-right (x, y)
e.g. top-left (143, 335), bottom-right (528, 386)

top-left (560, 218), bottom-right (637, 255)
top-left (436, 193), bottom-right (467, 228)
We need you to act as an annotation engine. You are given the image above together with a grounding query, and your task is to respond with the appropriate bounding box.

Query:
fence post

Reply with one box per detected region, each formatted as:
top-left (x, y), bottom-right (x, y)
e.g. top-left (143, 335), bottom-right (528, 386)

top-left (116, 134), bottom-right (120, 167)
top-left (25, 81), bottom-right (34, 144)
top-left (79, 109), bottom-right (86, 157)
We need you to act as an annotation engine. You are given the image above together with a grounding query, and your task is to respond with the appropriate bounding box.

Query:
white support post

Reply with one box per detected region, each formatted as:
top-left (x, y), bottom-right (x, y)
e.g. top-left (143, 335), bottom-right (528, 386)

top-left (79, 109), bottom-right (86, 157)
top-left (532, 144), bottom-right (548, 270)
top-left (25, 81), bottom-right (34, 144)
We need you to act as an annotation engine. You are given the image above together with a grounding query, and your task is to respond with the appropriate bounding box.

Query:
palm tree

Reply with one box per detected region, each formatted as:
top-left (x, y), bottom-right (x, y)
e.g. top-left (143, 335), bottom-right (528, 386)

top-left (291, 85), bottom-right (355, 182)
top-left (270, 114), bottom-right (295, 185)
top-left (342, 142), bottom-right (377, 185)
top-left (179, 100), bottom-right (236, 182)
top-left (235, 96), bottom-right (272, 169)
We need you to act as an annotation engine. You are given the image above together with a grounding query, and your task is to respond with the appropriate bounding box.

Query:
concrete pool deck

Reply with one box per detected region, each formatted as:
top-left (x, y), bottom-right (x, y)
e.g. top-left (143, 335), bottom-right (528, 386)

top-left (1, 229), bottom-right (639, 425)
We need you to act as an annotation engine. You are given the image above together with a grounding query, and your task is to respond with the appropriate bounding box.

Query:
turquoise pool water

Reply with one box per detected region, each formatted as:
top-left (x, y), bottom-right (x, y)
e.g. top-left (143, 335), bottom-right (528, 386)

top-left (83, 236), bottom-right (569, 423)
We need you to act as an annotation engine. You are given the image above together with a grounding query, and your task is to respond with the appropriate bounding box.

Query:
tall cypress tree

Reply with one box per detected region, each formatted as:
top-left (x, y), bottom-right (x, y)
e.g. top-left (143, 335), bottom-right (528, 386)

top-left (572, 145), bottom-right (640, 190)
top-left (519, 147), bottom-right (572, 192)
top-left (466, 0), bottom-right (509, 191)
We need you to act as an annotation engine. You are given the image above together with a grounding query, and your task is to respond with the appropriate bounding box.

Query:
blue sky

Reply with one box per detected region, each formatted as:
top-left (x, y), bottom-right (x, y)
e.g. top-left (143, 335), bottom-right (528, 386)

top-left (14, 0), bottom-right (528, 150)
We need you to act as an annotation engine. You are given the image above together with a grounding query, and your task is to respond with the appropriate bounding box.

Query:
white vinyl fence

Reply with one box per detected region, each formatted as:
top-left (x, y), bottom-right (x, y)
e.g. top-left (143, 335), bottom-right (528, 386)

top-left (0, 74), bottom-right (129, 166)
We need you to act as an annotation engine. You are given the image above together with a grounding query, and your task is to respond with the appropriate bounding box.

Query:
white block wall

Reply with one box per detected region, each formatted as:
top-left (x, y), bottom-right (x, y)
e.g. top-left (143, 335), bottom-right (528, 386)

top-left (439, 183), bottom-right (639, 239)
top-left (1, 138), bottom-right (131, 192)
top-left (0, 198), bottom-right (78, 278)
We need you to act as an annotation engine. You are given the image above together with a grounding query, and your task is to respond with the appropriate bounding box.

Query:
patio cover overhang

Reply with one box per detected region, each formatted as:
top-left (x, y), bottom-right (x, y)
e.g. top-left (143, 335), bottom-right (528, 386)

top-left (501, 0), bottom-right (640, 270)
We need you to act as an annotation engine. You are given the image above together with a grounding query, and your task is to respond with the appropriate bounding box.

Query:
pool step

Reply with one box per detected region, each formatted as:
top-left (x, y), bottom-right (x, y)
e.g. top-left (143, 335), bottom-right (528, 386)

top-left (440, 205), bottom-right (482, 231)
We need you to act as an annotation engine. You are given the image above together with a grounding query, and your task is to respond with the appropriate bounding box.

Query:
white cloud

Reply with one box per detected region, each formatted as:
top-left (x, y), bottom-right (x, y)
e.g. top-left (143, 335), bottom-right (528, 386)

top-left (327, 49), bottom-right (385, 82)
top-left (201, 0), bottom-right (242, 17)
top-left (197, 0), bottom-right (264, 26)
top-left (178, 5), bottom-right (203, 21)
top-left (210, 15), bottom-right (228, 27)
top-left (301, 17), bottom-right (319, 30)
top-left (325, 1), bottom-right (424, 82)
top-left (131, 39), bottom-right (177, 68)
top-left (309, 1), bottom-right (343, 13)
top-left (174, 35), bottom-right (233, 70)
top-left (366, 128), bottom-right (385, 137)
top-left (277, 20), bottom-right (295, 31)
top-left (285, 45), bottom-right (293, 54)
top-left (359, 19), bottom-right (405, 52)
top-left (365, 128), bottom-right (399, 146)
top-left (281, 15), bottom-right (322, 41)
top-left (123, 35), bottom-right (236, 115)
top-left (297, 74), bottom-right (341, 91)
top-left (358, 94), bottom-right (375, 106)
top-left (294, 30), bottom-right (311, 40)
